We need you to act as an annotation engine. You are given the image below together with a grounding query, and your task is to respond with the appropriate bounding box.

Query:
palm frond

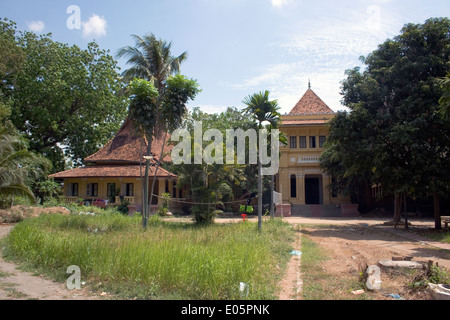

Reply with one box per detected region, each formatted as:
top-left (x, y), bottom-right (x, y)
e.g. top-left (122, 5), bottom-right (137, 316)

top-left (0, 184), bottom-right (35, 202)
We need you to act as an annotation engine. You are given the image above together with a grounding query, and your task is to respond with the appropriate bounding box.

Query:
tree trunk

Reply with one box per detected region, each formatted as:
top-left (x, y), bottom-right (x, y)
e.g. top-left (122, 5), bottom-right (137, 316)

top-left (393, 193), bottom-right (402, 223)
top-left (270, 174), bottom-right (274, 219)
top-left (142, 135), bottom-right (153, 229)
top-left (403, 193), bottom-right (408, 230)
top-left (258, 154), bottom-right (262, 231)
top-left (142, 158), bottom-right (150, 228)
top-left (149, 131), bottom-right (168, 216)
top-left (433, 193), bottom-right (441, 230)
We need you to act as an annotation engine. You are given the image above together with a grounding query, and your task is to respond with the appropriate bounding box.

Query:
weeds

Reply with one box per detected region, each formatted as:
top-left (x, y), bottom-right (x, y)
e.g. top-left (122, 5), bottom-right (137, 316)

top-left (410, 263), bottom-right (450, 290)
top-left (2, 213), bottom-right (294, 300)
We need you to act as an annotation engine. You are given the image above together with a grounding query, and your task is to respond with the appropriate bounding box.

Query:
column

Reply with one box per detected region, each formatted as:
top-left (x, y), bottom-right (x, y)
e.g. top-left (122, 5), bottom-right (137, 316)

top-left (297, 173), bottom-right (305, 205)
top-left (158, 178), bottom-right (165, 206)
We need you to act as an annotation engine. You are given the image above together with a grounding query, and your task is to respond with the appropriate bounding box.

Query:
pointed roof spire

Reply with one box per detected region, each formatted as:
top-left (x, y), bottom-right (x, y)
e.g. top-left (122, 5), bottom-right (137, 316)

top-left (288, 87), bottom-right (334, 115)
top-left (308, 78), bottom-right (311, 89)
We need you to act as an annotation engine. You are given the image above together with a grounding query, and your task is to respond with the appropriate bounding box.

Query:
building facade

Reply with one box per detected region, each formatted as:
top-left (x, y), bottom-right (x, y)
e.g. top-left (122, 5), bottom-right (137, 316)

top-left (276, 86), bottom-right (355, 216)
top-left (50, 118), bottom-right (180, 214)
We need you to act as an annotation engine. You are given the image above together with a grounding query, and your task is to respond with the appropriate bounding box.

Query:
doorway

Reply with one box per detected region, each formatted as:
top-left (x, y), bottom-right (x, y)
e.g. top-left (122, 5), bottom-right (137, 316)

top-left (305, 175), bottom-right (322, 204)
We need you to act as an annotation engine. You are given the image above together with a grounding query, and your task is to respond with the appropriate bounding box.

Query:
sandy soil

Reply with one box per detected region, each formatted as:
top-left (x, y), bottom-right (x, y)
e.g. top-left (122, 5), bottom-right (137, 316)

top-left (276, 217), bottom-right (450, 300)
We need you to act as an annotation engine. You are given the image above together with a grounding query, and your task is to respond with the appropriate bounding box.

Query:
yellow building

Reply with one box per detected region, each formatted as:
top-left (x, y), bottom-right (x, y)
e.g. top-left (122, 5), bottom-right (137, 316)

top-left (276, 85), bottom-right (355, 217)
top-left (50, 118), bottom-right (180, 215)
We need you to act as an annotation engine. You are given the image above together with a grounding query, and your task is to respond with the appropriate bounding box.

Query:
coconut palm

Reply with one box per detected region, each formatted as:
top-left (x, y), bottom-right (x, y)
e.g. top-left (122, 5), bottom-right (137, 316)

top-left (117, 34), bottom-right (197, 228)
top-left (117, 33), bottom-right (187, 90)
top-left (242, 90), bottom-right (281, 230)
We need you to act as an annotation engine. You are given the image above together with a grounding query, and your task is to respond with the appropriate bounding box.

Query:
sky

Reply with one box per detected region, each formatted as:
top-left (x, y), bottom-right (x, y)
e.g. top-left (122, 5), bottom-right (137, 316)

top-left (1, 0), bottom-right (449, 115)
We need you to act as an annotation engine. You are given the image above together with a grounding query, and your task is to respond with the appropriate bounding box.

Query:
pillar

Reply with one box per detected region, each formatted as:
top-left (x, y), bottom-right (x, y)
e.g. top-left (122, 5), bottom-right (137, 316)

top-left (297, 173), bottom-right (305, 204)
top-left (157, 179), bottom-right (165, 206)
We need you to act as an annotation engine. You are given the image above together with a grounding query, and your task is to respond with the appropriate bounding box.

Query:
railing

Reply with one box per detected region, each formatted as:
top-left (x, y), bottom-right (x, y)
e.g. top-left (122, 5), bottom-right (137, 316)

top-left (65, 196), bottom-right (79, 203)
top-left (115, 196), bottom-right (135, 204)
top-left (298, 155), bottom-right (320, 163)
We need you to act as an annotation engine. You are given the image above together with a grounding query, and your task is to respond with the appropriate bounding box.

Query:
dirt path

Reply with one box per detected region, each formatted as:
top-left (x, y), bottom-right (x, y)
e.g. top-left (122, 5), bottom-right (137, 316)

top-left (0, 225), bottom-right (98, 300)
top-left (277, 217), bottom-right (450, 300)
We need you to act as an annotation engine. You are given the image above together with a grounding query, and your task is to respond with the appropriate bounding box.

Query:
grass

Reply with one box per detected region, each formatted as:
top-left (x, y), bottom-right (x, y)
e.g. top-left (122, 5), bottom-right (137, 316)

top-left (1, 211), bottom-right (295, 300)
top-left (418, 228), bottom-right (450, 244)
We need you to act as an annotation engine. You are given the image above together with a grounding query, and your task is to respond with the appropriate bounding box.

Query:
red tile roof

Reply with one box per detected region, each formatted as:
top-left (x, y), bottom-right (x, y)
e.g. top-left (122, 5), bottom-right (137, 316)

top-left (49, 164), bottom-right (176, 179)
top-left (84, 118), bottom-right (172, 164)
top-left (289, 89), bottom-right (334, 115)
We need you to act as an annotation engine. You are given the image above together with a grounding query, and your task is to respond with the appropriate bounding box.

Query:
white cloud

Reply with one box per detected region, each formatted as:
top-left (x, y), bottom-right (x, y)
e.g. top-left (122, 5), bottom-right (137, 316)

top-left (271, 0), bottom-right (292, 8)
top-left (230, 7), bottom-right (404, 113)
top-left (82, 14), bottom-right (107, 38)
top-left (28, 20), bottom-right (45, 32)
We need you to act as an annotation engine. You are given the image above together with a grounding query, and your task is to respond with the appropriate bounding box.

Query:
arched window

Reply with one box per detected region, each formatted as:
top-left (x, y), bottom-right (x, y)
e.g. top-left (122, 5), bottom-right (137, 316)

top-left (290, 174), bottom-right (297, 198)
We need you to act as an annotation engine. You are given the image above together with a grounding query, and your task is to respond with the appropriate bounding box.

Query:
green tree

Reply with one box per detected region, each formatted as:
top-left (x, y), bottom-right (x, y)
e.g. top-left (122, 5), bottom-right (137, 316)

top-left (439, 72), bottom-right (450, 119)
top-left (242, 90), bottom-right (281, 230)
top-left (7, 29), bottom-right (126, 172)
top-left (0, 18), bottom-right (24, 102)
top-left (322, 18), bottom-right (450, 229)
top-left (119, 33), bottom-right (199, 227)
top-left (169, 108), bottom-right (247, 224)
top-left (117, 33), bottom-right (187, 90)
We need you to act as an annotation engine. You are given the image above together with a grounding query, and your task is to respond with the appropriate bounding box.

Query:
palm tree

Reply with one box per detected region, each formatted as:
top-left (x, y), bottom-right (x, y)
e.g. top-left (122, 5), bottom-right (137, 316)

top-left (117, 34), bottom-right (197, 228)
top-left (117, 33), bottom-right (187, 90)
top-left (242, 90), bottom-right (281, 230)
top-left (0, 123), bottom-right (50, 207)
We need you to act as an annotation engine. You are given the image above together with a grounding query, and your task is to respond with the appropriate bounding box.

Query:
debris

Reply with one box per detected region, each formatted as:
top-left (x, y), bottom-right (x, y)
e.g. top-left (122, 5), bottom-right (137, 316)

top-left (366, 265), bottom-right (381, 290)
top-left (387, 293), bottom-right (404, 300)
top-left (239, 282), bottom-right (249, 298)
top-left (289, 250), bottom-right (302, 256)
top-left (351, 289), bottom-right (365, 295)
top-left (427, 283), bottom-right (450, 300)
top-left (378, 259), bottom-right (423, 269)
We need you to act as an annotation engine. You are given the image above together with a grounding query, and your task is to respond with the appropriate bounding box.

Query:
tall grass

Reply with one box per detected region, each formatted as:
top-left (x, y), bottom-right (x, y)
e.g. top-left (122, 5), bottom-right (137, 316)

top-left (2, 212), bottom-right (294, 299)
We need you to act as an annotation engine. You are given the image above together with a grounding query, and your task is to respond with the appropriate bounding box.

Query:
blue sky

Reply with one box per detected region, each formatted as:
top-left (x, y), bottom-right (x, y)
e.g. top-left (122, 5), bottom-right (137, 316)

top-left (1, 0), bottom-right (449, 114)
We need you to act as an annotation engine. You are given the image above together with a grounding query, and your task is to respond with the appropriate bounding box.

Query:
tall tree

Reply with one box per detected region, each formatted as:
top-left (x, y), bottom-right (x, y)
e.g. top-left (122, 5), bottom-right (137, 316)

top-left (117, 33), bottom-right (187, 90)
top-left (169, 107), bottom-right (247, 224)
top-left (242, 90), bottom-right (280, 231)
top-left (118, 33), bottom-right (198, 227)
top-left (5, 27), bottom-right (127, 172)
top-left (321, 18), bottom-right (450, 229)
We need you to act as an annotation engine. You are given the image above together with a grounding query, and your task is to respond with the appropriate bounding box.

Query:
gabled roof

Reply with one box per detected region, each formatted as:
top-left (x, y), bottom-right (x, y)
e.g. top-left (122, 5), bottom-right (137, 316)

top-left (288, 88), bottom-right (334, 115)
top-left (84, 118), bottom-right (172, 164)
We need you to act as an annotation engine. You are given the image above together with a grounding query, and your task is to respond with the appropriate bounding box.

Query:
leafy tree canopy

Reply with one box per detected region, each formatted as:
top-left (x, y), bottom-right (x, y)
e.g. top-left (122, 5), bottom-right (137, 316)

top-left (321, 17), bottom-right (450, 225)
top-left (0, 19), bottom-right (127, 172)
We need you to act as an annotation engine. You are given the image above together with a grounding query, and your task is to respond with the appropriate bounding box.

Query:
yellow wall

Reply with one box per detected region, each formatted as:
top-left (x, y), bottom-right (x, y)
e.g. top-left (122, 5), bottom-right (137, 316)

top-left (278, 115), bottom-right (349, 205)
top-left (63, 177), bottom-right (181, 210)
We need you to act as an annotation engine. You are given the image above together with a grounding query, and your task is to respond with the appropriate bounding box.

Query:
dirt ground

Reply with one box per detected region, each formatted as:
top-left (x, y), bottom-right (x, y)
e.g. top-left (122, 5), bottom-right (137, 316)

top-left (0, 211), bottom-right (449, 300)
top-left (275, 216), bottom-right (450, 300)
